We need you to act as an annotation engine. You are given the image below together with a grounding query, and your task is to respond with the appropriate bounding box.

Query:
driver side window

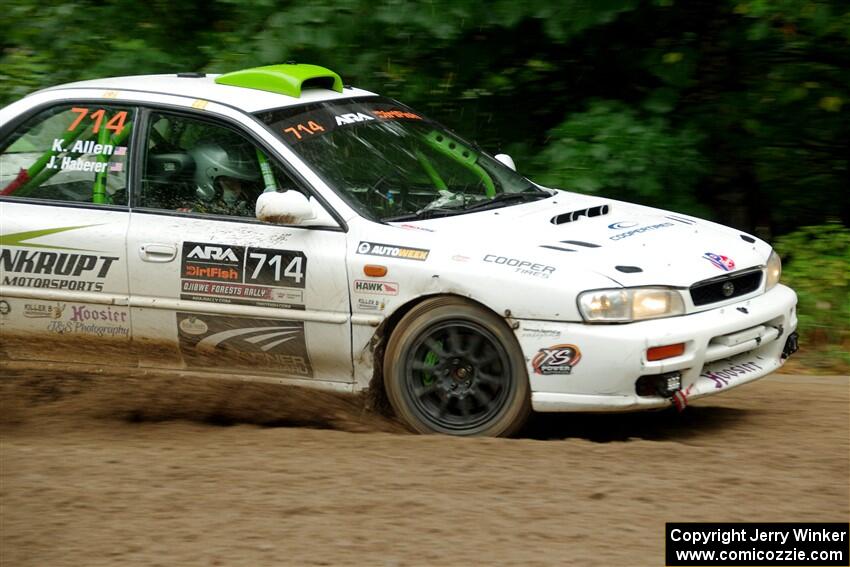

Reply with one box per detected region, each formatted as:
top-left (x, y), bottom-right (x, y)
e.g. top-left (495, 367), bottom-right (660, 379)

top-left (139, 112), bottom-right (300, 218)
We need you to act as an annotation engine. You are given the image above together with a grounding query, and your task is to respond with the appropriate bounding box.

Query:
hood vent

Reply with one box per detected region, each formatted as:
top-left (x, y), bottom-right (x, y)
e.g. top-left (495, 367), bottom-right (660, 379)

top-left (551, 205), bottom-right (610, 225)
top-left (561, 240), bottom-right (600, 248)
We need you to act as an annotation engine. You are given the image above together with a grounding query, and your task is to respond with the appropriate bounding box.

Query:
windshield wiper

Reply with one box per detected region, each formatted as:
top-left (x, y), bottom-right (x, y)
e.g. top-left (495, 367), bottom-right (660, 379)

top-left (382, 207), bottom-right (465, 222)
top-left (461, 190), bottom-right (551, 212)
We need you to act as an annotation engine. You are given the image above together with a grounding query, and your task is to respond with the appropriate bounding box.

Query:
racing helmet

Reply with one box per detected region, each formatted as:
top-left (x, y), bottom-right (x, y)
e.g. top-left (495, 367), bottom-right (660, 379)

top-left (189, 142), bottom-right (260, 201)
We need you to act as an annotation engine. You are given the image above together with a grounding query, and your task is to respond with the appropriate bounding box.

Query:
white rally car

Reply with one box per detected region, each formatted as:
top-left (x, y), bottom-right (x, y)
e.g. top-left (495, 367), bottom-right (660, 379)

top-left (0, 63), bottom-right (798, 435)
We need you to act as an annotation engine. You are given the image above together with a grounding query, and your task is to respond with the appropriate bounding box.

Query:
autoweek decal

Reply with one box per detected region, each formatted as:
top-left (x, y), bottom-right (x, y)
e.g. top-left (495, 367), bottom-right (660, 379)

top-left (177, 313), bottom-right (312, 377)
top-left (357, 241), bottom-right (429, 261)
top-left (0, 226), bottom-right (119, 293)
top-left (180, 242), bottom-right (307, 309)
top-left (532, 344), bottom-right (582, 375)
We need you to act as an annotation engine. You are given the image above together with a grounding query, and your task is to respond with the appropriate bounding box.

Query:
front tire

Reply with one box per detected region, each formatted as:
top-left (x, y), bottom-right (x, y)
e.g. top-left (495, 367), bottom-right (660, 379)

top-left (383, 297), bottom-right (531, 436)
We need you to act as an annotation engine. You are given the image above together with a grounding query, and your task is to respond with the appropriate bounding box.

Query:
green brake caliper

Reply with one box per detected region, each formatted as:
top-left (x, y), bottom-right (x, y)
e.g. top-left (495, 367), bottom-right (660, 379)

top-left (421, 346), bottom-right (442, 386)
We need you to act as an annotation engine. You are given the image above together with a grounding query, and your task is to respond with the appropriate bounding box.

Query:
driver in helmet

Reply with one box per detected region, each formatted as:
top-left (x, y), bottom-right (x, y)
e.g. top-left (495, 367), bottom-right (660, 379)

top-left (184, 142), bottom-right (261, 216)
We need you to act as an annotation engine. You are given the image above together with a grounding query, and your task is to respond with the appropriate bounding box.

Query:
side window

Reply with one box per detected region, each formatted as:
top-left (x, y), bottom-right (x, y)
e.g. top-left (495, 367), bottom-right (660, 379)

top-left (0, 104), bottom-right (134, 205)
top-left (140, 112), bottom-right (301, 218)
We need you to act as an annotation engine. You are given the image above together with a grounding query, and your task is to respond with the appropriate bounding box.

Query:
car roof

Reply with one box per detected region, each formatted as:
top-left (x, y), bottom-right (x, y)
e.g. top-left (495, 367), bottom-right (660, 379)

top-left (39, 73), bottom-right (377, 113)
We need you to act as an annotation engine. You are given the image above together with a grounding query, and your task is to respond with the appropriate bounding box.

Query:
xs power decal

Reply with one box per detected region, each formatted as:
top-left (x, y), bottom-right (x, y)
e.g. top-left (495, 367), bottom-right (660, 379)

top-left (0, 226), bottom-right (119, 292)
top-left (180, 242), bottom-right (307, 309)
top-left (357, 241), bottom-right (429, 261)
top-left (176, 312), bottom-right (312, 377)
top-left (532, 344), bottom-right (582, 375)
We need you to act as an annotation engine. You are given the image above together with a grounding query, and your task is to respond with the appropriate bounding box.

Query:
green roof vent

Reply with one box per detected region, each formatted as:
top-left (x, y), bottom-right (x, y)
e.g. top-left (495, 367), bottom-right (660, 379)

top-left (215, 63), bottom-right (344, 98)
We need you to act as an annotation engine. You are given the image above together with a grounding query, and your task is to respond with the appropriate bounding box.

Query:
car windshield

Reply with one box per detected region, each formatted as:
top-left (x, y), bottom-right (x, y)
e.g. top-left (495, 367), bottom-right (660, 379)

top-left (255, 97), bottom-right (549, 221)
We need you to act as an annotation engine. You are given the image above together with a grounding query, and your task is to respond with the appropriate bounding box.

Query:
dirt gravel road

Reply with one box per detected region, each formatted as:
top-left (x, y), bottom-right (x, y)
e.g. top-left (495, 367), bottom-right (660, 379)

top-left (1, 369), bottom-right (848, 566)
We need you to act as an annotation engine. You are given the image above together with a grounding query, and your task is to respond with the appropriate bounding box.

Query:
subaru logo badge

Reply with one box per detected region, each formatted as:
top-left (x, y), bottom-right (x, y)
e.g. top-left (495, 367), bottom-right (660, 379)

top-left (722, 281), bottom-right (735, 297)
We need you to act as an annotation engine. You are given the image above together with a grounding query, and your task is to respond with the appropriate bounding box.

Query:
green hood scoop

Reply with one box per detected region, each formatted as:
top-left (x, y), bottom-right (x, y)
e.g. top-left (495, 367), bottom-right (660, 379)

top-left (215, 63), bottom-right (343, 98)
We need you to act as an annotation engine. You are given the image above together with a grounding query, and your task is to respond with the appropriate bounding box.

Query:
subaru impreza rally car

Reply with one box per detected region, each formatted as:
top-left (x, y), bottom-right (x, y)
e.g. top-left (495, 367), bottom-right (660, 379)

top-left (0, 63), bottom-right (798, 435)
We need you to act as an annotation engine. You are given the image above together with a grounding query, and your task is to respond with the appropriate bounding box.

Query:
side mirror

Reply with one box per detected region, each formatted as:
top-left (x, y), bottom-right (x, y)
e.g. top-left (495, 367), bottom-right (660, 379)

top-left (255, 190), bottom-right (316, 225)
top-left (494, 153), bottom-right (516, 171)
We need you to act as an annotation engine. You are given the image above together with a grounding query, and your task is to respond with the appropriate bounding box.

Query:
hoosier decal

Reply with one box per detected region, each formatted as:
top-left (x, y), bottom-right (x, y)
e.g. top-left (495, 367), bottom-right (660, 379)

top-left (357, 241), bottom-right (429, 261)
top-left (701, 361), bottom-right (762, 389)
top-left (176, 313), bottom-right (312, 377)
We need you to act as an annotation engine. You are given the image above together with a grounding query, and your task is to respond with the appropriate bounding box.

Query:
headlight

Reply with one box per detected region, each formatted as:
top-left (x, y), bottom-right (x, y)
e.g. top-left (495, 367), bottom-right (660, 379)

top-left (577, 288), bottom-right (685, 323)
top-left (765, 250), bottom-right (782, 290)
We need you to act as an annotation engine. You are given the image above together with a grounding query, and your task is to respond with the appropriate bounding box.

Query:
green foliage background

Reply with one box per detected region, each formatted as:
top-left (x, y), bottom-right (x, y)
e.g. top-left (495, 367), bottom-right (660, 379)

top-left (2, 0), bottom-right (848, 361)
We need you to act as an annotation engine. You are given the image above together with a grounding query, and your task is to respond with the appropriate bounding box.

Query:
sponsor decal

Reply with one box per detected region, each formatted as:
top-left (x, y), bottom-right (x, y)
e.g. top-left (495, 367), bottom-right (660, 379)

top-left (356, 298), bottom-right (385, 312)
top-left (451, 255), bottom-right (471, 262)
top-left (334, 112), bottom-right (375, 126)
top-left (372, 110), bottom-right (422, 120)
top-left (34, 302), bottom-right (131, 338)
top-left (483, 254), bottom-right (556, 279)
top-left (24, 302), bottom-right (65, 319)
top-left (357, 241), bottom-right (429, 261)
top-left (179, 316), bottom-right (208, 336)
top-left (353, 280), bottom-right (399, 295)
top-left (520, 327), bottom-right (561, 338)
top-left (608, 221), bottom-right (638, 230)
top-left (399, 223), bottom-right (434, 232)
top-left (701, 361), bottom-right (762, 389)
top-left (703, 252), bottom-right (735, 272)
top-left (532, 344), bottom-right (581, 375)
top-left (176, 313), bottom-right (312, 377)
top-left (609, 222), bottom-right (675, 241)
top-left (182, 242), bottom-right (244, 282)
top-left (180, 242), bottom-right (307, 309)
top-left (0, 226), bottom-right (120, 293)
top-left (0, 300), bottom-right (10, 316)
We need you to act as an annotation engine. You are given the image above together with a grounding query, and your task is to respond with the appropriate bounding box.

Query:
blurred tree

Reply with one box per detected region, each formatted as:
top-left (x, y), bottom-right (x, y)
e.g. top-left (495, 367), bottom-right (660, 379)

top-left (1, 0), bottom-right (848, 234)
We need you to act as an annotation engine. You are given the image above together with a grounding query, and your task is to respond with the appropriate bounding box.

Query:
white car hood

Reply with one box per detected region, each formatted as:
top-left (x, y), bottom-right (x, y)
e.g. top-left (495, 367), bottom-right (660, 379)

top-left (402, 192), bottom-right (770, 288)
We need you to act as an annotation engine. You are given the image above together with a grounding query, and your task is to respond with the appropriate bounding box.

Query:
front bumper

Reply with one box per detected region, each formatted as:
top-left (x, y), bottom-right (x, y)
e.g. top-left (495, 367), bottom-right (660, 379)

top-left (515, 284), bottom-right (798, 412)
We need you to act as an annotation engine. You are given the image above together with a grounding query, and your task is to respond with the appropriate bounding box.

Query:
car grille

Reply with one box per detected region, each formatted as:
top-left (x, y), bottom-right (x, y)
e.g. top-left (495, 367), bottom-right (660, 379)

top-left (690, 270), bottom-right (763, 306)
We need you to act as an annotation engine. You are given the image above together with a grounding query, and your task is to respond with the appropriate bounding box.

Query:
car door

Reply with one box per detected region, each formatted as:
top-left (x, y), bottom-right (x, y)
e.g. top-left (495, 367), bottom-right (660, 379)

top-left (126, 107), bottom-right (353, 383)
top-left (0, 101), bottom-right (136, 365)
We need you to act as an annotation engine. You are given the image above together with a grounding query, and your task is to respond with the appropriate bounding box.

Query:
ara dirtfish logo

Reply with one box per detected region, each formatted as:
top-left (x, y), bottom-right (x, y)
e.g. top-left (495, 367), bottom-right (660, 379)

top-left (186, 244), bottom-right (240, 262)
top-left (335, 112), bottom-right (374, 126)
top-left (703, 252), bottom-right (735, 272)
